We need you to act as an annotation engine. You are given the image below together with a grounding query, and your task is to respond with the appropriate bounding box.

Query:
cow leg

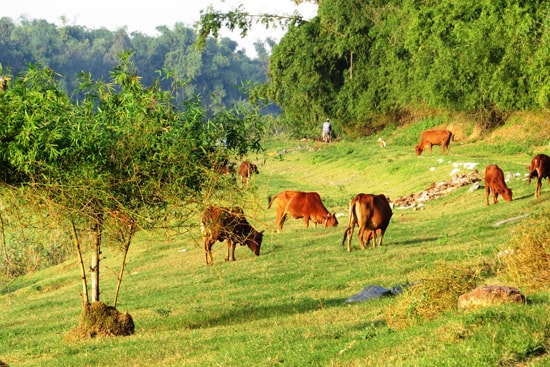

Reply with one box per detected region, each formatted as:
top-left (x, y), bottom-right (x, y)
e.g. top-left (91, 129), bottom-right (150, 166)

top-left (485, 185), bottom-right (490, 206)
top-left (376, 229), bottom-right (384, 247)
top-left (230, 241), bottom-right (236, 261)
top-left (205, 249), bottom-right (211, 265)
top-left (369, 230), bottom-right (376, 248)
top-left (358, 228), bottom-right (367, 250)
top-left (347, 226), bottom-right (355, 252)
top-left (493, 192), bottom-right (499, 204)
top-left (364, 230), bottom-right (372, 249)
top-left (536, 177), bottom-right (542, 197)
top-left (304, 215), bottom-right (310, 228)
top-left (204, 240), bottom-right (214, 265)
top-left (225, 239), bottom-right (236, 261)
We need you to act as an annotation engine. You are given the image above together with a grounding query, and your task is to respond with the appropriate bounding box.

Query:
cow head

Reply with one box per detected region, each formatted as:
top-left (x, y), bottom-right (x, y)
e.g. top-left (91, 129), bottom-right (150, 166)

top-left (415, 145), bottom-right (423, 156)
top-left (246, 230), bottom-right (263, 256)
top-left (250, 163), bottom-right (259, 174)
top-left (502, 188), bottom-right (513, 202)
top-left (324, 213), bottom-right (338, 227)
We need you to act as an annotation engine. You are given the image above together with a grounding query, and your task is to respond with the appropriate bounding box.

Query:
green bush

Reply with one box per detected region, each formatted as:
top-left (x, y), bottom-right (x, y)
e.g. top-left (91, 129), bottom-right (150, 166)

top-left (498, 210), bottom-right (550, 290)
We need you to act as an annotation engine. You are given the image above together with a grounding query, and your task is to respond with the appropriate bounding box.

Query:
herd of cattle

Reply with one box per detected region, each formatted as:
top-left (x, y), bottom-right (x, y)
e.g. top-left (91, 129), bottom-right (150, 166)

top-left (200, 129), bottom-right (550, 265)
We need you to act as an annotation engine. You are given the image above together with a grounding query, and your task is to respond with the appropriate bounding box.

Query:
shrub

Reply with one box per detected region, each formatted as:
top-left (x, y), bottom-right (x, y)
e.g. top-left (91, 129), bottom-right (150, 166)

top-left (385, 261), bottom-right (478, 329)
top-left (497, 211), bottom-right (550, 290)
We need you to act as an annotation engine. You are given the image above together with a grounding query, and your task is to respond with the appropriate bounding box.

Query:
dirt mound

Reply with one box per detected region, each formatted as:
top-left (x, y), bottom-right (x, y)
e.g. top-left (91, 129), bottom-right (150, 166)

top-left (393, 171), bottom-right (481, 208)
top-left (67, 301), bottom-right (134, 340)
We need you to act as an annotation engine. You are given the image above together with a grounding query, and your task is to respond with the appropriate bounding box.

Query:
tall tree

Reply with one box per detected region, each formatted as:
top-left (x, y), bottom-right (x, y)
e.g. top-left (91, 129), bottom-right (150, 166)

top-left (197, 0), bottom-right (550, 135)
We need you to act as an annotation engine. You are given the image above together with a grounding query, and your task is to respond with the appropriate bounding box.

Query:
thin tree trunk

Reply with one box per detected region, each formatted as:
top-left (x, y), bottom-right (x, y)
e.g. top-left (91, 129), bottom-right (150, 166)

top-left (90, 213), bottom-right (103, 303)
top-left (113, 213), bottom-right (136, 308)
top-left (113, 229), bottom-right (133, 308)
top-left (70, 219), bottom-right (89, 305)
top-left (0, 213), bottom-right (12, 278)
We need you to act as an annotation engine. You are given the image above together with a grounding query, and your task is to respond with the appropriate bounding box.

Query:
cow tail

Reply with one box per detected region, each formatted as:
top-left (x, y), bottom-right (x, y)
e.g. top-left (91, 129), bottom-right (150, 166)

top-left (341, 230), bottom-right (349, 249)
top-left (267, 194), bottom-right (276, 209)
top-left (347, 198), bottom-right (356, 229)
top-left (342, 198), bottom-right (356, 248)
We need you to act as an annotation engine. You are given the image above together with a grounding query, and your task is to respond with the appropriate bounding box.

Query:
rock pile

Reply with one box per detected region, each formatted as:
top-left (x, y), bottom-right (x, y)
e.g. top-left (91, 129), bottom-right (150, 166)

top-left (393, 171), bottom-right (482, 209)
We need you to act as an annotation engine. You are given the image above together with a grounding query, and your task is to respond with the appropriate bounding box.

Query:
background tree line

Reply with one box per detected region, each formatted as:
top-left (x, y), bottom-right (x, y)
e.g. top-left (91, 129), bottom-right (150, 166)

top-left (4, 0), bottom-right (550, 139)
top-left (249, 0), bottom-right (550, 136)
top-left (0, 16), bottom-right (273, 114)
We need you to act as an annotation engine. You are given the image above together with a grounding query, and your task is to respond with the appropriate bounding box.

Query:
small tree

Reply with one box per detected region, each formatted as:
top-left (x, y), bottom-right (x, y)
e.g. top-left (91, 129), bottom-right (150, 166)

top-left (0, 53), bottom-right (265, 338)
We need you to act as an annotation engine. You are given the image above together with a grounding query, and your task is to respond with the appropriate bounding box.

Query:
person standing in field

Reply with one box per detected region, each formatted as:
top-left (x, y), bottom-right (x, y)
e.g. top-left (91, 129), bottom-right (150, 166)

top-left (322, 118), bottom-right (332, 143)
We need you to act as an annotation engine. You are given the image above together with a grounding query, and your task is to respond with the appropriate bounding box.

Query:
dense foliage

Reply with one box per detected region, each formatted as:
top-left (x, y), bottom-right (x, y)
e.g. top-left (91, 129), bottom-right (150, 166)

top-left (0, 54), bottom-right (265, 286)
top-left (0, 16), bottom-right (270, 114)
top-left (262, 0), bottom-right (550, 135)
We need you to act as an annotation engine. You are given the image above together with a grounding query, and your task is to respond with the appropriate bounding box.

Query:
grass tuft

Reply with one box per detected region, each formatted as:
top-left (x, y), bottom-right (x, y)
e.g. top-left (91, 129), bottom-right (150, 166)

top-left (385, 260), bottom-right (478, 329)
top-left (497, 210), bottom-right (550, 290)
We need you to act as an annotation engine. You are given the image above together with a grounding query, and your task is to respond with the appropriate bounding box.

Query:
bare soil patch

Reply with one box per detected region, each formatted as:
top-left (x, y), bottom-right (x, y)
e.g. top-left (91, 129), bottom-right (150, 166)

top-left (67, 301), bottom-right (134, 340)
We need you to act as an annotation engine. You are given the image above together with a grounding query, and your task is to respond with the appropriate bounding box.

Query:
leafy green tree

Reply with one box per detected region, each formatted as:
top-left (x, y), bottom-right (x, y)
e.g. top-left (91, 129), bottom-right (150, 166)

top-left (0, 52), bottom-right (264, 335)
top-left (197, 0), bottom-right (550, 134)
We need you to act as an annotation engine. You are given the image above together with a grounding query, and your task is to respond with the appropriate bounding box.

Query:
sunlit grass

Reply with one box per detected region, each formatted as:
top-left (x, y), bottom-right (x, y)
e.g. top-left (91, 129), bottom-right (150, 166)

top-left (1, 120), bottom-right (549, 366)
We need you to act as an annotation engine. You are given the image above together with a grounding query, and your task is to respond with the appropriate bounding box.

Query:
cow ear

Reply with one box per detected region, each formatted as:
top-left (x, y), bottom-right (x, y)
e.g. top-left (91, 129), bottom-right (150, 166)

top-left (260, 230), bottom-right (265, 234)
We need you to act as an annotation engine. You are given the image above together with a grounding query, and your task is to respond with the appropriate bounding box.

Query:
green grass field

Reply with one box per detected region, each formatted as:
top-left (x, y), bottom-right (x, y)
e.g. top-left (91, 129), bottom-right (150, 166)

top-left (1, 119), bottom-right (550, 366)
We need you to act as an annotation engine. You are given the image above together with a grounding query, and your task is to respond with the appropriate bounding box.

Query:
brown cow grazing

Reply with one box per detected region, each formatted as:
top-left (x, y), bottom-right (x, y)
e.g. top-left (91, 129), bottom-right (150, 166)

top-left (527, 154), bottom-right (550, 198)
top-left (484, 164), bottom-right (513, 206)
top-left (267, 190), bottom-right (338, 233)
top-left (342, 194), bottom-right (393, 252)
top-left (200, 206), bottom-right (263, 265)
top-left (239, 161), bottom-right (259, 188)
top-left (415, 129), bottom-right (453, 156)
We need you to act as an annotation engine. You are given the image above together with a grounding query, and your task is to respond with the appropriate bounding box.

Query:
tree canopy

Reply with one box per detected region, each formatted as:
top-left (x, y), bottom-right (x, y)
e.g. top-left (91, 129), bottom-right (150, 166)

top-left (0, 16), bottom-right (270, 114)
top-left (198, 0), bottom-right (550, 136)
top-left (0, 52), bottom-right (265, 309)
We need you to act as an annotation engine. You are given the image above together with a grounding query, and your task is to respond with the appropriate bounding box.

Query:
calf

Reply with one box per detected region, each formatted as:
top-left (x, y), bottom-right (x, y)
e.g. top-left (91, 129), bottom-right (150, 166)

top-left (415, 129), bottom-right (453, 156)
top-left (238, 161), bottom-right (259, 188)
top-left (484, 164), bottom-right (513, 205)
top-left (200, 206), bottom-right (263, 265)
top-left (342, 194), bottom-right (393, 252)
top-left (527, 154), bottom-right (550, 198)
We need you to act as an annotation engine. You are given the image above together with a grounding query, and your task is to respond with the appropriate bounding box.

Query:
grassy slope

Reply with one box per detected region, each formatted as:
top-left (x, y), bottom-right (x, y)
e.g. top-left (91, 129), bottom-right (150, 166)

top-left (1, 117), bottom-right (550, 366)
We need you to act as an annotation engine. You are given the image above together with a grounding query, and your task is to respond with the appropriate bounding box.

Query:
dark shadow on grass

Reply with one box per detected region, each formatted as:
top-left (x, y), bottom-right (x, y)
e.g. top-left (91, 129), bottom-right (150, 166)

top-left (513, 192), bottom-right (538, 201)
top-left (389, 236), bottom-right (439, 246)
top-left (513, 192), bottom-right (550, 205)
top-left (184, 297), bottom-right (345, 330)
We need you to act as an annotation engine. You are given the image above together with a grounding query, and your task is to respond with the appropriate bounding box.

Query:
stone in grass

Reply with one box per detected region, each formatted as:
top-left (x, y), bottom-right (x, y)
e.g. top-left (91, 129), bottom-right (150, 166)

top-left (457, 285), bottom-right (525, 310)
